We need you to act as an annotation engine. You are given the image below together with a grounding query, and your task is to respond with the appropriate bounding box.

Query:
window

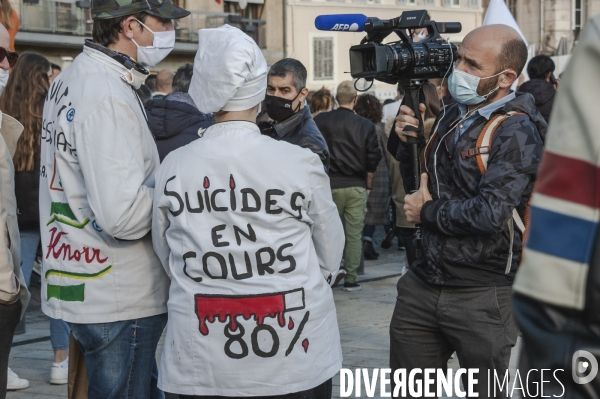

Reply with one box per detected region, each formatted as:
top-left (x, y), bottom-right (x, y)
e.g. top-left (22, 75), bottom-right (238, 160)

top-left (407, 0), bottom-right (416, 5)
top-left (469, 0), bottom-right (479, 8)
top-left (313, 37), bottom-right (334, 81)
top-left (506, 0), bottom-right (517, 19)
top-left (424, 0), bottom-right (435, 6)
top-left (442, 0), bottom-right (459, 7)
top-left (573, 0), bottom-right (587, 31)
top-left (223, 1), bottom-right (266, 49)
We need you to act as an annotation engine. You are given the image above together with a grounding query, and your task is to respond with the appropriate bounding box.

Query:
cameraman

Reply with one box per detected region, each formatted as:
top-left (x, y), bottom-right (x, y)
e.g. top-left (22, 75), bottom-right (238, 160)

top-left (389, 24), bottom-right (545, 396)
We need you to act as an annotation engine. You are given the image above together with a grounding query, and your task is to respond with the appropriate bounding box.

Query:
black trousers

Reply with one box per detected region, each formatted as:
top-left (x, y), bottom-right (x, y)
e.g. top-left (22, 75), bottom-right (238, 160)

top-left (0, 299), bottom-right (22, 399)
top-left (179, 378), bottom-right (332, 399)
top-left (389, 271), bottom-right (518, 398)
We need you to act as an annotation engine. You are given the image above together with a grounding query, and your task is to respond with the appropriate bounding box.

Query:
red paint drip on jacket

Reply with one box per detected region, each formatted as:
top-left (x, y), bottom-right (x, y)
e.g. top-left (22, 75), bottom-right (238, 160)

top-left (195, 294), bottom-right (286, 336)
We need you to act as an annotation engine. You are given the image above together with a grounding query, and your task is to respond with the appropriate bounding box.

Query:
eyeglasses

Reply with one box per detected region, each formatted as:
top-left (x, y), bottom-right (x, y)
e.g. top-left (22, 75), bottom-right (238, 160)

top-left (0, 47), bottom-right (18, 67)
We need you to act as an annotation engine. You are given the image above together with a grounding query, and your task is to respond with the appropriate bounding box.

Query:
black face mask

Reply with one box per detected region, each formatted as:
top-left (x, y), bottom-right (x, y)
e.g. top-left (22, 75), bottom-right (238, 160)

top-left (265, 91), bottom-right (303, 122)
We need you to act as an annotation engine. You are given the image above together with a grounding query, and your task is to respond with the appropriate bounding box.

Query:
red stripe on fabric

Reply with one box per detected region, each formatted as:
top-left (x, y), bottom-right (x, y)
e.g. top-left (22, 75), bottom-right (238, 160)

top-left (536, 151), bottom-right (600, 209)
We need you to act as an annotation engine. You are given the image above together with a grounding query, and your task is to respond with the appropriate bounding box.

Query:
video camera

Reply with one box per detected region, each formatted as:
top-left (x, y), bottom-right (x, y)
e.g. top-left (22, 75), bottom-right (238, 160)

top-left (315, 11), bottom-right (462, 258)
top-left (315, 10), bottom-right (461, 85)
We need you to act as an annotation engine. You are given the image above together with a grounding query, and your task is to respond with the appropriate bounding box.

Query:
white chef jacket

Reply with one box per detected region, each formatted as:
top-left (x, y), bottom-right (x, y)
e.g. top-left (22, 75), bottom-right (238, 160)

top-left (153, 121), bottom-right (345, 396)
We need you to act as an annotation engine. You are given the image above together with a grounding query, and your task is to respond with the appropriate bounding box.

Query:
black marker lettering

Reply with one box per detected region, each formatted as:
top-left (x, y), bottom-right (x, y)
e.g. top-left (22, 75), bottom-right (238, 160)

top-left (229, 253), bottom-right (253, 280)
top-left (211, 224), bottom-right (229, 247)
top-left (211, 189), bottom-right (227, 211)
top-left (233, 224), bottom-right (256, 246)
top-left (290, 192), bottom-right (305, 219)
top-left (164, 176), bottom-right (184, 217)
top-left (183, 251), bottom-right (202, 282)
top-left (202, 252), bottom-right (228, 279)
top-left (185, 191), bottom-right (204, 213)
top-left (266, 189), bottom-right (284, 214)
top-left (255, 247), bottom-right (275, 275)
top-left (241, 188), bottom-right (261, 212)
top-left (278, 243), bottom-right (296, 273)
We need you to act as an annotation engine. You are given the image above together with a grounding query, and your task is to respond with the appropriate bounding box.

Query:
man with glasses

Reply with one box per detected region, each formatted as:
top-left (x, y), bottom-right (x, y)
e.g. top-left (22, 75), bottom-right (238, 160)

top-left (39, 0), bottom-right (189, 397)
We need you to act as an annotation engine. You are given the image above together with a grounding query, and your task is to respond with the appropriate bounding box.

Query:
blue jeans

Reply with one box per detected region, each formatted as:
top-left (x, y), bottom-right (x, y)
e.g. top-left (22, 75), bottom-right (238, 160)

top-left (69, 313), bottom-right (168, 399)
top-left (19, 229), bottom-right (40, 286)
top-left (50, 318), bottom-right (70, 351)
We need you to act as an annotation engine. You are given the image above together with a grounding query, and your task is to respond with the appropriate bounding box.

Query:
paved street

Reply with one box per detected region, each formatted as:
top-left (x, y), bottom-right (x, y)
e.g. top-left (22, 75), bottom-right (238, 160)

top-left (7, 231), bottom-right (520, 398)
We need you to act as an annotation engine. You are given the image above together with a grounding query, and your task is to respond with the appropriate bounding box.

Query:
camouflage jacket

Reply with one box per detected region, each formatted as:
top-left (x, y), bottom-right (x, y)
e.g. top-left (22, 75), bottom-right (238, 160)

top-left (398, 93), bottom-right (546, 286)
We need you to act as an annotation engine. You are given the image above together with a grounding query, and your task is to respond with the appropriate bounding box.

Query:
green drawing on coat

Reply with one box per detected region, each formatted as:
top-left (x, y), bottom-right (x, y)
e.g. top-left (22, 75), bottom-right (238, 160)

top-left (45, 265), bottom-right (113, 280)
top-left (47, 283), bottom-right (85, 302)
top-left (47, 202), bottom-right (90, 228)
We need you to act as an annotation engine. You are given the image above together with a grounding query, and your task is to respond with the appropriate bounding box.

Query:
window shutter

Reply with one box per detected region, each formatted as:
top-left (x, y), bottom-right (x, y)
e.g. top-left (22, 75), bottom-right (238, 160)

top-left (313, 37), bottom-right (334, 80)
top-left (325, 39), bottom-right (333, 78)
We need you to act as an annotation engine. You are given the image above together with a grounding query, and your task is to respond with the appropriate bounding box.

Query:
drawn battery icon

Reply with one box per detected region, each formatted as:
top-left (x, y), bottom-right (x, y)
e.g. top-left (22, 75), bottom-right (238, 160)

top-left (195, 288), bottom-right (306, 336)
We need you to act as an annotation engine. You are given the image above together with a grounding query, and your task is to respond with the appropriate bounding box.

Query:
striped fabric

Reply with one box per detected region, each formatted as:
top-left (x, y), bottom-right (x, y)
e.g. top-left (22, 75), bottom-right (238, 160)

top-left (514, 151), bottom-right (600, 310)
top-left (513, 152), bottom-right (600, 309)
top-left (512, 15), bottom-right (600, 310)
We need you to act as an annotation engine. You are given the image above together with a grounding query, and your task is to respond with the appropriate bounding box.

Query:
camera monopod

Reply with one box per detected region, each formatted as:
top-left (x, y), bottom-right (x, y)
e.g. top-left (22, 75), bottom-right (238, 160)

top-left (392, 79), bottom-right (427, 259)
top-left (404, 82), bottom-right (427, 260)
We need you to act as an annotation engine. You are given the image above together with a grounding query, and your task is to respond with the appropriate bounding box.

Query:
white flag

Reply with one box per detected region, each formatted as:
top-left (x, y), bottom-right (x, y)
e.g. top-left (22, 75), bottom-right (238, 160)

top-left (483, 0), bottom-right (528, 46)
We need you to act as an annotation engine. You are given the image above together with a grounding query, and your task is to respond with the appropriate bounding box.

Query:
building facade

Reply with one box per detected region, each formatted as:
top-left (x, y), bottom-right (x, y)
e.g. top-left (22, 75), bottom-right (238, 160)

top-left (484, 0), bottom-right (600, 56)
top-left (11, 0), bottom-right (498, 100)
top-left (12, 0), bottom-right (284, 73)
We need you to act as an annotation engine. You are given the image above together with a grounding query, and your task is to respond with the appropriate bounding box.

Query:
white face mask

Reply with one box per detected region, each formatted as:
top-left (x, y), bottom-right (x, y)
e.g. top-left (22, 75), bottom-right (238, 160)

top-left (448, 68), bottom-right (507, 105)
top-left (132, 19), bottom-right (175, 67)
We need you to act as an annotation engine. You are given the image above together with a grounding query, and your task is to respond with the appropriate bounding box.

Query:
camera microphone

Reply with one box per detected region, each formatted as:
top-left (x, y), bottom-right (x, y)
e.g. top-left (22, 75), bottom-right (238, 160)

top-left (314, 14), bottom-right (368, 32)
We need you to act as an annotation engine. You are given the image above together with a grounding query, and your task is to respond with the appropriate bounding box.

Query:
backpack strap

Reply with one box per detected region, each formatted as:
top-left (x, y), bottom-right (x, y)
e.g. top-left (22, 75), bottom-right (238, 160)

top-left (461, 110), bottom-right (527, 273)
top-left (477, 111), bottom-right (525, 171)
top-left (471, 111), bottom-right (528, 230)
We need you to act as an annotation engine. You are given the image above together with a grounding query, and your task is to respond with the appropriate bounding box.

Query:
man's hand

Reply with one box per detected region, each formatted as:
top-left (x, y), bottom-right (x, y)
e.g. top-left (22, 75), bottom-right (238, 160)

top-left (394, 103), bottom-right (426, 143)
top-left (404, 173), bottom-right (433, 223)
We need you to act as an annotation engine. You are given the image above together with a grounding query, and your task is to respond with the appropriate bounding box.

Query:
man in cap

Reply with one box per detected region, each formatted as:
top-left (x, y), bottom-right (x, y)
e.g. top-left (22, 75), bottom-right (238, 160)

top-left (152, 25), bottom-right (344, 398)
top-left (39, 0), bottom-right (189, 397)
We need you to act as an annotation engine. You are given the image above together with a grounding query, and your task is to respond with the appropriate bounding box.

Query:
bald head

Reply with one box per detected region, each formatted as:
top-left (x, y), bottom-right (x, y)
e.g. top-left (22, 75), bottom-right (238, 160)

top-left (453, 24), bottom-right (527, 106)
top-left (156, 69), bottom-right (174, 94)
top-left (463, 24), bottom-right (527, 76)
top-left (0, 24), bottom-right (9, 71)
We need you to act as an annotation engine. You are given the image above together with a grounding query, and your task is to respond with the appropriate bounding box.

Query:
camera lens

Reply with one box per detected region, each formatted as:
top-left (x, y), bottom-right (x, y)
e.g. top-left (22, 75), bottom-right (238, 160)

top-left (365, 52), bottom-right (377, 72)
top-left (387, 45), bottom-right (411, 75)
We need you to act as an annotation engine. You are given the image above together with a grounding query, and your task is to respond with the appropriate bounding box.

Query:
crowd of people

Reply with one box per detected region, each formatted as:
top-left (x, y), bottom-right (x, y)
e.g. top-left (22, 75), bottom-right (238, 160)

top-left (0, 0), bottom-right (596, 397)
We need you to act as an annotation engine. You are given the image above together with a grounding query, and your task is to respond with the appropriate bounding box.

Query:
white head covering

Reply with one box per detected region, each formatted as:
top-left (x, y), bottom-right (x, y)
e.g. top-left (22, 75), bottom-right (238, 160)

top-left (189, 25), bottom-right (267, 113)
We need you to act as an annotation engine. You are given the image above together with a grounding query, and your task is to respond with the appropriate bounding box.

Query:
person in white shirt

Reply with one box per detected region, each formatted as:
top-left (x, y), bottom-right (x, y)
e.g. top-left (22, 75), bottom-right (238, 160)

top-left (152, 24), bottom-right (345, 398)
top-left (381, 84), bottom-right (404, 123)
top-left (39, 0), bottom-right (189, 397)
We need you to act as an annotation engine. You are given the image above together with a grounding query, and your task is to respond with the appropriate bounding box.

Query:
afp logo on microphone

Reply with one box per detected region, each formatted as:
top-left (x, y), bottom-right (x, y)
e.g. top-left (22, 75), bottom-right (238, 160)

top-left (330, 23), bottom-right (360, 31)
top-left (314, 14), bottom-right (367, 32)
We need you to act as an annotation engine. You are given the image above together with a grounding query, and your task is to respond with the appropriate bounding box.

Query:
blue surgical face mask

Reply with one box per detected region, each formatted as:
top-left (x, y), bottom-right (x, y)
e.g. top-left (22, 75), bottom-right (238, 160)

top-left (448, 68), bottom-right (507, 105)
